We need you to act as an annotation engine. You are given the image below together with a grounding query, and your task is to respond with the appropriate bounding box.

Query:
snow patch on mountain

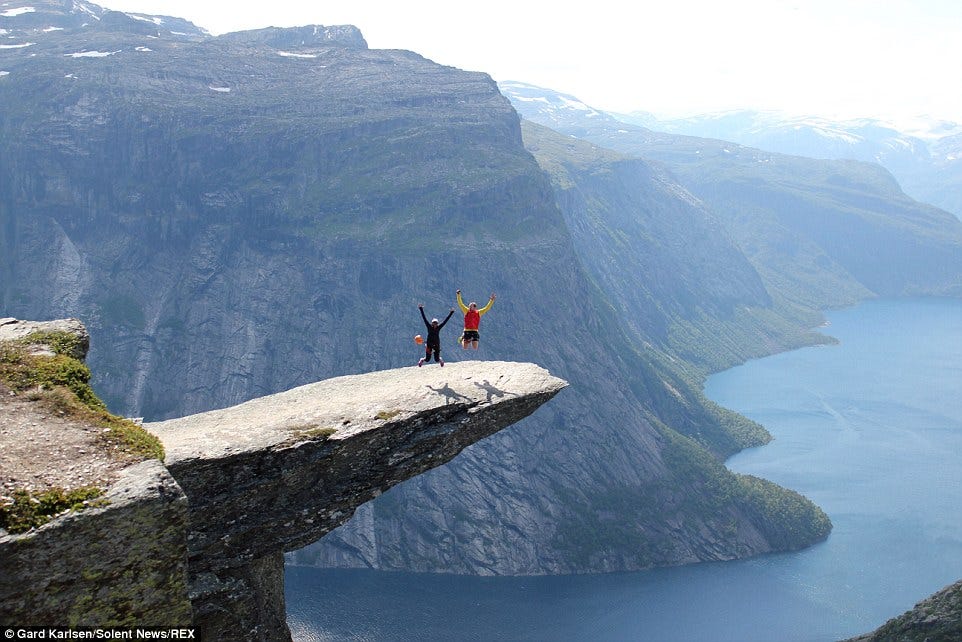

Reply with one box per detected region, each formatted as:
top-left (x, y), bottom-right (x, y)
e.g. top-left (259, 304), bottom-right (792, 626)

top-left (1, 7), bottom-right (36, 17)
top-left (65, 49), bottom-right (119, 58)
top-left (278, 51), bottom-right (317, 59)
top-left (881, 115), bottom-right (962, 141)
top-left (788, 122), bottom-right (861, 144)
top-left (127, 14), bottom-right (163, 27)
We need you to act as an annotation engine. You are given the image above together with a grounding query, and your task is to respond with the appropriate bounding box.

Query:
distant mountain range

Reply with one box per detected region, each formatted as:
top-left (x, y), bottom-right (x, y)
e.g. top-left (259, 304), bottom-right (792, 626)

top-left (4, 3), bottom-right (962, 621)
top-left (502, 81), bottom-right (962, 219)
top-left (503, 80), bottom-right (962, 309)
top-left (1, 0), bottom-right (837, 580)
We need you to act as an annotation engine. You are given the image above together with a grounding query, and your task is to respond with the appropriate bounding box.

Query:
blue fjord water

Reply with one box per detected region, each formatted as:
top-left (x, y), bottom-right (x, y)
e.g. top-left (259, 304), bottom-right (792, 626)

top-left (285, 297), bottom-right (962, 641)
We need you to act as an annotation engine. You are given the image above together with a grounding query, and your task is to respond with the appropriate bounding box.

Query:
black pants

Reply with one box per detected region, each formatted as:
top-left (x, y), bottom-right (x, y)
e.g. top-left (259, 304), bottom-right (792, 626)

top-left (424, 344), bottom-right (442, 362)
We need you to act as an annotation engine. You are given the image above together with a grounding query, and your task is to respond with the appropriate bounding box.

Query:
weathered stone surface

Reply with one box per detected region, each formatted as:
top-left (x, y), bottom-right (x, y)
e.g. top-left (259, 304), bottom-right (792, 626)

top-left (0, 317), bottom-right (89, 359)
top-left (187, 552), bottom-right (289, 642)
top-left (148, 360), bottom-right (565, 562)
top-left (0, 314), bottom-right (565, 639)
top-left (845, 579), bottom-right (962, 642)
top-left (0, 459), bottom-right (192, 627)
top-left (143, 360), bottom-right (566, 640)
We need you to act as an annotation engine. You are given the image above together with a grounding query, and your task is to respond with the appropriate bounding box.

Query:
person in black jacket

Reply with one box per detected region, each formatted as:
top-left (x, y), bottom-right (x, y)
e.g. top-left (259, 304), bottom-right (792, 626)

top-left (418, 304), bottom-right (455, 367)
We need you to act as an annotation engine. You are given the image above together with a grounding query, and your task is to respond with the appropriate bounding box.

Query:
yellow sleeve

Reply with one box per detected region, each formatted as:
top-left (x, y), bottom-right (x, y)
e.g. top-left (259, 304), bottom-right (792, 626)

top-left (478, 297), bottom-right (494, 315)
top-left (456, 291), bottom-right (469, 313)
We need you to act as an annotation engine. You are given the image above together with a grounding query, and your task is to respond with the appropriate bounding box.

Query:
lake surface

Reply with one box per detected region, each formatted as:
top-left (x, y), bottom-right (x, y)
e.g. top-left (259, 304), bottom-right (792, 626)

top-left (285, 297), bottom-right (962, 641)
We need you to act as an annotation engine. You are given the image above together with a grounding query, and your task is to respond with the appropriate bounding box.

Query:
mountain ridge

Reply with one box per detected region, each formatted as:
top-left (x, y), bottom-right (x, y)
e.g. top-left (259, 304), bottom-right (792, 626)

top-left (500, 80), bottom-right (962, 220)
top-left (615, 102), bottom-right (962, 221)
top-left (0, 0), bottom-right (836, 582)
top-left (7, 1), bottom-right (962, 636)
top-left (501, 81), bottom-right (962, 313)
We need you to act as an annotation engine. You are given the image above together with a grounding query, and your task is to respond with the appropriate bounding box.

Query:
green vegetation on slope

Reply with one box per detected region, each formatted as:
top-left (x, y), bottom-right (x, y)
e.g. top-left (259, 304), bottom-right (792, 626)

top-left (657, 421), bottom-right (831, 546)
top-left (583, 127), bottom-right (962, 303)
top-left (0, 487), bottom-right (106, 535)
top-left (0, 332), bottom-right (164, 461)
top-left (0, 331), bottom-right (165, 534)
top-left (551, 418), bottom-right (831, 568)
top-left (521, 119), bottom-right (835, 557)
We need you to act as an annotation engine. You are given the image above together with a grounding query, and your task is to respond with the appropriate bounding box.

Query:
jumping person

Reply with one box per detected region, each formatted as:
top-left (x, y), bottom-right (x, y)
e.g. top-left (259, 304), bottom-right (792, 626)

top-left (418, 304), bottom-right (455, 367)
top-left (456, 289), bottom-right (495, 350)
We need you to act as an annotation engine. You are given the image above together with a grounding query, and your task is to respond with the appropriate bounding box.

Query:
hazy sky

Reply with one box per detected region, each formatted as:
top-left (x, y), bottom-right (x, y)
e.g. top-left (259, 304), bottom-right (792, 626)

top-left (98, 0), bottom-right (962, 123)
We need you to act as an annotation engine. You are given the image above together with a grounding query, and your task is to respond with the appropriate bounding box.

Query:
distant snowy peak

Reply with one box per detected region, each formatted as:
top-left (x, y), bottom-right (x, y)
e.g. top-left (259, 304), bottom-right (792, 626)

top-left (598, 107), bottom-right (962, 167)
top-left (498, 80), bottom-right (600, 114)
top-left (499, 81), bottom-right (962, 165)
top-left (932, 133), bottom-right (962, 164)
top-left (880, 116), bottom-right (962, 141)
top-left (746, 111), bottom-right (962, 145)
top-left (499, 80), bottom-right (636, 132)
top-left (500, 80), bottom-right (600, 115)
top-left (0, 0), bottom-right (208, 41)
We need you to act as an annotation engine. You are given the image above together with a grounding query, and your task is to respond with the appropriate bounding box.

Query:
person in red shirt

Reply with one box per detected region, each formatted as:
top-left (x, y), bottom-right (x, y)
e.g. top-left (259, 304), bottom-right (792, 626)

top-left (456, 289), bottom-right (496, 350)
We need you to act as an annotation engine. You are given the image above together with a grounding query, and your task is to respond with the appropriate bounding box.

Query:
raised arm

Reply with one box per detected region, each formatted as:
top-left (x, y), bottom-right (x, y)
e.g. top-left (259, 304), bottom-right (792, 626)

top-left (418, 304), bottom-right (430, 329)
top-left (456, 290), bottom-right (469, 314)
top-left (478, 293), bottom-right (496, 315)
top-left (439, 308), bottom-right (455, 328)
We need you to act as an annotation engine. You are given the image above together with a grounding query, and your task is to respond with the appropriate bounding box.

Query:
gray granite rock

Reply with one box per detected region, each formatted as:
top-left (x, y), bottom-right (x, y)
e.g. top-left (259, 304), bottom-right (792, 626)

top-left (1, 316), bottom-right (565, 639)
top-left (145, 360), bottom-right (567, 640)
top-left (0, 459), bottom-right (192, 627)
top-left (0, 317), bottom-right (90, 359)
top-left (845, 579), bottom-right (962, 642)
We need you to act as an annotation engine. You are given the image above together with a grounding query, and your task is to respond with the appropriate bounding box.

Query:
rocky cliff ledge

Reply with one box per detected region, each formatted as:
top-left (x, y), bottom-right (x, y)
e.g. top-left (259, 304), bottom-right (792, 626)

top-left (146, 361), bottom-right (567, 640)
top-left (845, 579), bottom-right (962, 642)
top-left (0, 319), bottom-right (566, 640)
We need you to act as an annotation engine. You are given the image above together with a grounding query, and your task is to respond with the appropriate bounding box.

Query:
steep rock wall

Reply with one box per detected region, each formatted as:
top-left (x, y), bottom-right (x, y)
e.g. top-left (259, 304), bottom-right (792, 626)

top-left (1, 319), bottom-right (566, 639)
top-left (2, 3), bottom-right (831, 577)
top-left (146, 360), bottom-right (566, 640)
top-left (0, 459), bottom-right (191, 628)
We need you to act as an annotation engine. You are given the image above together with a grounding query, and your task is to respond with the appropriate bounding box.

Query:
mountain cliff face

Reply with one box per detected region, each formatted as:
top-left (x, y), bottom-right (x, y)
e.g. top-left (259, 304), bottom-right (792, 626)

top-left (505, 81), bottom-right (962, 221)
top-left (518, 120), bottom-right (835, 378)
top-left (2, 0), bottom-right (523, 416)
top-left (502, 82), bottom-right (962, 315)
top-left (613, 107), bottom-right (962, 221)
top-left (2, 0), bottom-right (834, 577)
top-left (846, 579), bottom-right (962, 642)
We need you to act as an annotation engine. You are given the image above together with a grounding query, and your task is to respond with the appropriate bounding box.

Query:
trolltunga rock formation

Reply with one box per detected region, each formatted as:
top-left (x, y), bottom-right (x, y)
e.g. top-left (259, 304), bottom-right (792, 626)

top-left (1, 318), bottom-right (565, 642)
top-left (145, 360), bottom-right (567, 640)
